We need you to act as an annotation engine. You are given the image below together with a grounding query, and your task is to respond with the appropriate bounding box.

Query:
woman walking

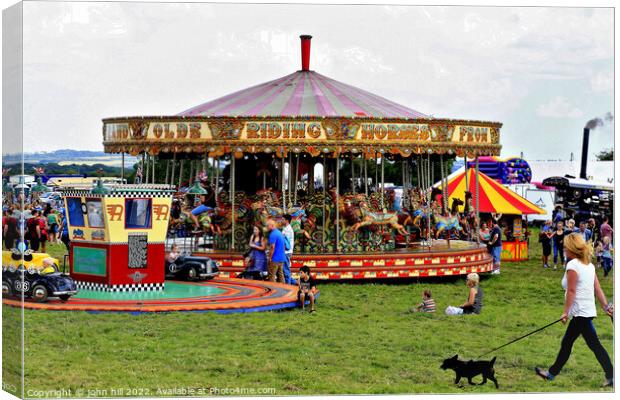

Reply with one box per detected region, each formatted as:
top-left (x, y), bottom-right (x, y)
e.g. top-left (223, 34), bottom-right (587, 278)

top-left (535, 233), bottom-right (614, 387)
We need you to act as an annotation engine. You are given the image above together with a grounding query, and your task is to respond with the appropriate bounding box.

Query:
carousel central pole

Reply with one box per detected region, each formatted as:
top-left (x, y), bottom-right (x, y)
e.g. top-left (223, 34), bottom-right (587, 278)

top-left (364, 154), bottom-right (368, 196)
top-left (427, 153), bottom-right (432, 248)
top-left (121, 152), bottom-right (125, 183)
top-left (189, 159), bottom-right (195, 185)
top-left (416, 155), bottom-right (421, 188)
top-left (165, 159), bottom-right (170, 185)
top-left (281, 154), bottom-right (286, 206)
top-left (464, 155), bottom-right (470, 240)
top-left (475, 156), bottom-right (480, 244)
top-left (178, 159), bottom-right (184, 189)
top-left (144, 153), bottom-right (150, 184)
top-left (351, 156), bottom-right (356, 194)
top-left (288, 153), bottom-right (293, 207)
top-left (294, 153), bottom-right (299, 206)
top-left (171, 152), bottom-right (177, 188)
top-left (322, 154), bottom-right (327, 251)
top-left (380, 153), bottom-right (385, 210)
top-left (215, 158), bottom-right (220, 194)
top-left (231, 155), bottom-right (236, 251)
top-left (141, 152), bottom-right (146, 184)
top-left (336, 155), bottom-right (340, 253)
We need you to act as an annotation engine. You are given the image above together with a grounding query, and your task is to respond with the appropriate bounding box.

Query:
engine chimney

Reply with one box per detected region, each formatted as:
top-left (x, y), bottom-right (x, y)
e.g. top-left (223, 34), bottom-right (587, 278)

top-left (579, 127), bottom-right (590, 180)
top-left (300, 35), bottom-right (312, 71)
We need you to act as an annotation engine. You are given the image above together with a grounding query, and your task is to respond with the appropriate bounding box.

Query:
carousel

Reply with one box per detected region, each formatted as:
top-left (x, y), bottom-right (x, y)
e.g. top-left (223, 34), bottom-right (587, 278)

top-left (102, 35), bottom-right (502, 280)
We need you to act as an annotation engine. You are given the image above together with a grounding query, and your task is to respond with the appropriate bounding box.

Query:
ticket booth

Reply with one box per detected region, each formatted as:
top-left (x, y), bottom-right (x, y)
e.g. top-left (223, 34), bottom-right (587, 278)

top-left (62, 186), bottom-right (173, 291)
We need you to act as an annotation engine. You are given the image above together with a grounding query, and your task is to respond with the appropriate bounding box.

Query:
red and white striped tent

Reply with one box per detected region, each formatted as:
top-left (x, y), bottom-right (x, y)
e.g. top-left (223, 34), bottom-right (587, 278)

top-left (438, 168), bottom-right (545, 215)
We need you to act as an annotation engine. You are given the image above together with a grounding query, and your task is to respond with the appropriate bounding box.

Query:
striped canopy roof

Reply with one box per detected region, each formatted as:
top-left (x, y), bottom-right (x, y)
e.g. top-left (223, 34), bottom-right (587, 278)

top-left (439, 168), bottom-right (545, 215)
top-left (178, 70), bottom-right (428, 119)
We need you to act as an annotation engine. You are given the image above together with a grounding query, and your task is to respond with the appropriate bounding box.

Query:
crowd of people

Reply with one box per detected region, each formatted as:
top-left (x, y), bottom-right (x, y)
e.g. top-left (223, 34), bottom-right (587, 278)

top-left (539, 213), bottom-right (613, 276)
top-left (2, 200), bottom-right (70, 253)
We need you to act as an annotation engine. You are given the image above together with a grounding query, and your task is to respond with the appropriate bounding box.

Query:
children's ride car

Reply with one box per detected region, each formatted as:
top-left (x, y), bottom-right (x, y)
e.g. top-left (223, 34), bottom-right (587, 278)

top-left (2, 249), bottom-right (78, 302)
top-left (165, 253), bottom-right (220, 281)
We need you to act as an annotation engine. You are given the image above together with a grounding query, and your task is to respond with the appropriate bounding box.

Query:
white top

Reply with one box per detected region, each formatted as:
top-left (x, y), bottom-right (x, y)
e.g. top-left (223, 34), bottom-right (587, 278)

top-left (282, 224), bottom-right (295, 255)
top-left (561, 258), bottom-right (597, 318)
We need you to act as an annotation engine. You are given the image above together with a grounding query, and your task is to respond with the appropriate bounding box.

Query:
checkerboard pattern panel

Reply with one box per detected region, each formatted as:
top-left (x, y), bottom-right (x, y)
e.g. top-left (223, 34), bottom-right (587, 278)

top-left (76, 281), bottom-right (164, 292)
top-left (62, 189), bottom-right (172, 198)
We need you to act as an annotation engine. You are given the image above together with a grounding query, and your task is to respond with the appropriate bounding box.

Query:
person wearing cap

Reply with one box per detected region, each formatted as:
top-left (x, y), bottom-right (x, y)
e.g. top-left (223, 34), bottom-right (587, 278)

top-left (445, 273), bottom-right (484, 315)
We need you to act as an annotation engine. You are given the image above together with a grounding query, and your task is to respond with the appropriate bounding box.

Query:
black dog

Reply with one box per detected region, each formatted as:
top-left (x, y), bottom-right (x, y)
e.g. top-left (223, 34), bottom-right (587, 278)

top-left (440, 354), bottom-right (499, 388)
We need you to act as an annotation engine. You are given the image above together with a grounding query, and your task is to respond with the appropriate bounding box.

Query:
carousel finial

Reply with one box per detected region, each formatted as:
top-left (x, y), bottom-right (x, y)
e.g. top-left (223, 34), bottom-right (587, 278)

top-left (300, 35), bottom-right (312, 71)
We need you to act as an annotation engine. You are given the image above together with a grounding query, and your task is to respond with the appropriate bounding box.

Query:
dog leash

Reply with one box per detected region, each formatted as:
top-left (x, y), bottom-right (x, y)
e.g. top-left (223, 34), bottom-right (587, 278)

top-left (476, 318), bottom-right (563, 360)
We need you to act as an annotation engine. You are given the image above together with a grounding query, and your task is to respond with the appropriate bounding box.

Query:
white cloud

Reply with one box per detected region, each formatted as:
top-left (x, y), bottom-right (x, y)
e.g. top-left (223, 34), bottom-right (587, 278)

top-left (536, 96), bottom-right (583, 118)
top-left (590, 71), bottom-right (613, 93)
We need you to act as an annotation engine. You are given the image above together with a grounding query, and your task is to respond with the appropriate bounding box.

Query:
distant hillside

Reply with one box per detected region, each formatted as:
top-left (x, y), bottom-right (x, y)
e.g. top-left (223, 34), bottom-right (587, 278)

top-left (2, 149), bottom-right (138, 167)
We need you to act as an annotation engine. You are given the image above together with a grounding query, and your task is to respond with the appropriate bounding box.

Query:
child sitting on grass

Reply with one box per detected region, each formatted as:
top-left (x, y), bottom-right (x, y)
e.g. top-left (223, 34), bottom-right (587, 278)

top-left (412, 289), bottom-right (436, 313)
top-left (298, 265), bottom-right (317, 313)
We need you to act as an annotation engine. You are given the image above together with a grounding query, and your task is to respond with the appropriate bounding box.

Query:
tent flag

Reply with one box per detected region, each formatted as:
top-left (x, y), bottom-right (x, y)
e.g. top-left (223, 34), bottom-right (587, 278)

top-left (439, 169), bottom-right (545, 215)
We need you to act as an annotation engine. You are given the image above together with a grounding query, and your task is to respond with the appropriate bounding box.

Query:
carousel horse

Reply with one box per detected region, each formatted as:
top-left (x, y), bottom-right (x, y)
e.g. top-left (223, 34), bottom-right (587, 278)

top-left (256, 188), bottom-right (281, 207)
top-left (434, 208), bottom-right (463, 239)
top-left (433, 198), bottom-right (465, 239)
top-left (450, 198), bottom-right (464, 215)
top-left (212, 196), bottom-right (253, 235)
top-left (351, 201), bottom-right (409, 235)
top-left (434, 214), bottom-right (462, 239)
top-left (196, 210), bottom-right (220, 235)
top-left (303, 192), bottom-right (331, 228)
top-left (290, 209), bottom-right (312, 241)
top-left (329, 188), bottom-right (361, 230)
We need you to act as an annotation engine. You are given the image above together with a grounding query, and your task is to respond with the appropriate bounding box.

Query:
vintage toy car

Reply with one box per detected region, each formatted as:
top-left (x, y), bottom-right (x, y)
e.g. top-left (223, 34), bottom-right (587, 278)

top-left (165, 253), bottom-right (219, 280)
top-left (2, 250), bottom-right (78, 302)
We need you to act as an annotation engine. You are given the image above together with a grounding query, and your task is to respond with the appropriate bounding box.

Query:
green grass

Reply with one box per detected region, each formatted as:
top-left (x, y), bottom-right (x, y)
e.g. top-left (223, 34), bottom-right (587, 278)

top-left (3, 233), bottom-right (614, 396)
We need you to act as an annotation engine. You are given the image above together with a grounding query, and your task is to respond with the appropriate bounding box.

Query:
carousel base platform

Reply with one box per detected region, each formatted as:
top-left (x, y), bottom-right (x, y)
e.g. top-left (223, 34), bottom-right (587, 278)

top-left (198, 240), bottom-right (493, 280)
top-left (2, 278), bottom-right (309, 313)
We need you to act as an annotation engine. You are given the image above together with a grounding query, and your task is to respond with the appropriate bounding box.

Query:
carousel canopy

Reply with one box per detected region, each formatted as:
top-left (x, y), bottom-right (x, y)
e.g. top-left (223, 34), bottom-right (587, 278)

top-left (178, 71), bottom-right (428, 119)
top-left (438, 168), bottom-right (545, 215)
top-left (102, 35), bottom-right (502, 158)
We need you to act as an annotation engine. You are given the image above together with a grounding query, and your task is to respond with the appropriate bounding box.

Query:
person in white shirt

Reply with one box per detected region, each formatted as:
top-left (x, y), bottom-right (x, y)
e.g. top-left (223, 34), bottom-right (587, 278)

top-left (535, 233), bottom-right (614, 387)
top-left (282, 214), bottom-right (296, 285)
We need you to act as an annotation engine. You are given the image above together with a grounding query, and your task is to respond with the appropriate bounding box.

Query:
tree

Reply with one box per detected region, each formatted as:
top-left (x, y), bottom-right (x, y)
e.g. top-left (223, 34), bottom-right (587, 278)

top-left (596, 148), bottom-right (614, 161)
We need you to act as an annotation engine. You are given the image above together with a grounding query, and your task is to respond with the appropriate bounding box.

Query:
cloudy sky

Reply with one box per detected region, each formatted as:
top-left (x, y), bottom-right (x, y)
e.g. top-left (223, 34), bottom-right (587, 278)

top-left (16, 2), bottom-right (614, 161)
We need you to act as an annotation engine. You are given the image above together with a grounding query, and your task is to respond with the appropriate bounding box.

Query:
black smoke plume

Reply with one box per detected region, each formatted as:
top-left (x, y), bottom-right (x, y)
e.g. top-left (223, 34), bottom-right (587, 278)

top-left (585, 112), bottom-right (613, 130)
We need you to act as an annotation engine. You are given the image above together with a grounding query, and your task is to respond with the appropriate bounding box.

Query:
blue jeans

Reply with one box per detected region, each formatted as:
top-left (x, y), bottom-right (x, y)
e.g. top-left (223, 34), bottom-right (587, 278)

top-left (602, 257), bottom-right (613, 276)
top-left (553, 243), bottom-right (564, 265)
top-left (283, 254), bottom-right (296, 285)
top-left (491, 246), bottom-right (501, 268)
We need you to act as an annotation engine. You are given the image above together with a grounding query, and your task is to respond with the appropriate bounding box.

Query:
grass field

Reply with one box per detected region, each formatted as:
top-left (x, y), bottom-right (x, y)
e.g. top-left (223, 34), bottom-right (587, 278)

top-left (3, 232), bottom-right (614, 397)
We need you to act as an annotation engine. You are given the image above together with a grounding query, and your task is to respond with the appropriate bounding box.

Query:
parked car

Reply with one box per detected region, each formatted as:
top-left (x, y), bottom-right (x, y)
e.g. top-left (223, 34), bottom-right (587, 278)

top-left (2, 250), bottom-right (78, 302)
top-left (165, 253), bottom-right (219, 280)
